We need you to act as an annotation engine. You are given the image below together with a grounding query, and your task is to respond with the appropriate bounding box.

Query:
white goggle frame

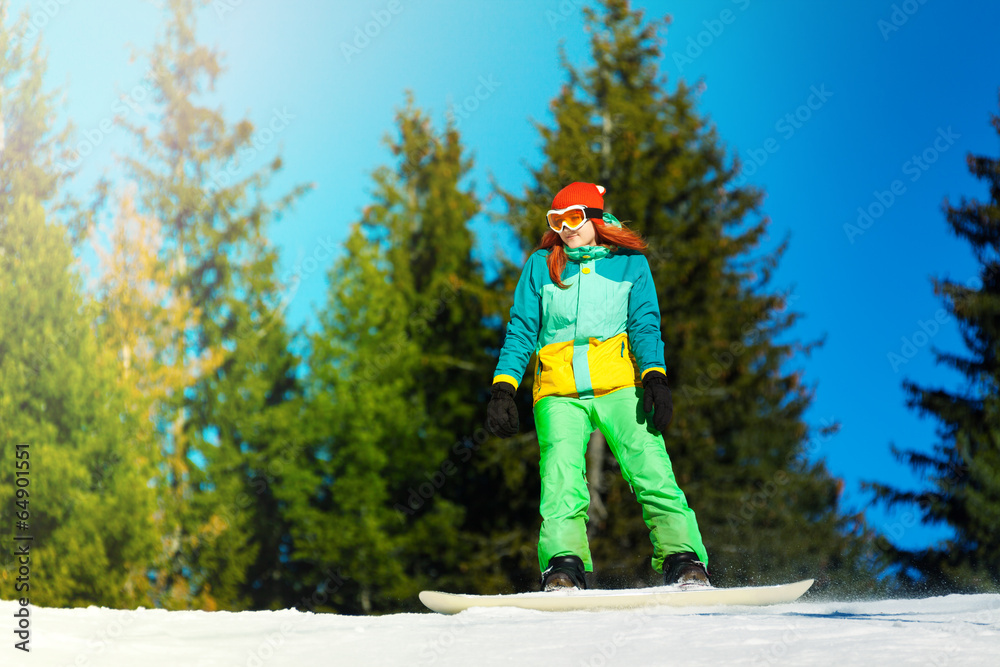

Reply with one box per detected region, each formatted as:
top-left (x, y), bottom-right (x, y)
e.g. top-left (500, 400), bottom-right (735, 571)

top-left (546, 204), bottom-right (602, 232)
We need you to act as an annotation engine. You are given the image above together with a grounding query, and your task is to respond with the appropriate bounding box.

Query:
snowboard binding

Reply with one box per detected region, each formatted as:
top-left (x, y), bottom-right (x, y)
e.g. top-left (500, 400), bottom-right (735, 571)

top-left (663, 552), bottom-right (710, 588)
top-left (541, 555), bottom-right (587, 591)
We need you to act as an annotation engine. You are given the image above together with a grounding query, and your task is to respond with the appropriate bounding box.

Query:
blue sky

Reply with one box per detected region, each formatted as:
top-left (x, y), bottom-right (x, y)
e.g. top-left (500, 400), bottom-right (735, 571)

top-left (11, 0), bottom-right (1000, 552)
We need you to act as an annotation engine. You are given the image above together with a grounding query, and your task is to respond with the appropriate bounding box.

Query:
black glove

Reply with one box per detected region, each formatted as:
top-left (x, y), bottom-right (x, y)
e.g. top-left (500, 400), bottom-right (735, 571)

top-left (642, 370), bottom-right (673, 433)
top-left (486, 382), bottom-right (519, 438)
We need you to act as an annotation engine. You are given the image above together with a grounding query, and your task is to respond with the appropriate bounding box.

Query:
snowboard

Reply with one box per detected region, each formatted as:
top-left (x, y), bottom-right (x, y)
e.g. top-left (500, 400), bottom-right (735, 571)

top-left (419, 579), bottom-right (814, 614)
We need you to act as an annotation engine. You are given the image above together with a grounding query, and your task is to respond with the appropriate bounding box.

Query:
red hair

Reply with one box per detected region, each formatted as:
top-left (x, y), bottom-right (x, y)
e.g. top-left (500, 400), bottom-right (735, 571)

top-left (535, 221), bottom-right (648, 289)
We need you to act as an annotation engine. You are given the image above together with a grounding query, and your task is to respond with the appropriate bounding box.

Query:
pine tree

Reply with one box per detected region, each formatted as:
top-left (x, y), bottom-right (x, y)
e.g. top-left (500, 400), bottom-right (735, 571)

top-left (293, 98), bottom-right (499, 612)
top-left (0, 0), bottom-right (159, 608)
top-left (866, 91), bottom-right (1000, 593)
top-left (495, 0), bottom-right (881, 591)
top-left (116, 0), bottom-right (309, 609)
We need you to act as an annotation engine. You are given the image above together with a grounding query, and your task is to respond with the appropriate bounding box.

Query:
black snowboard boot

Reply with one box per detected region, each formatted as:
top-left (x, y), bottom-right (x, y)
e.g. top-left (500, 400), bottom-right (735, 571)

top-left (541, 555), bottom-right (587, 591)
top-left (663, 552), bottom-right (710, 587)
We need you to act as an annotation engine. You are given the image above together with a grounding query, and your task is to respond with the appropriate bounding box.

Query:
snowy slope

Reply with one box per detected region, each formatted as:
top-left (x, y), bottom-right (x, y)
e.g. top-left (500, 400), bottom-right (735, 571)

top-left (3, 593), bottom-right (999, 666)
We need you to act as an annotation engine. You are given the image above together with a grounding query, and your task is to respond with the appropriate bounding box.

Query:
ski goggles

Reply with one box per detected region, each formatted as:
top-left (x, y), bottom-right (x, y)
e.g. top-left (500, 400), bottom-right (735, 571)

top-left (546, 205), bottom-right (604, 233)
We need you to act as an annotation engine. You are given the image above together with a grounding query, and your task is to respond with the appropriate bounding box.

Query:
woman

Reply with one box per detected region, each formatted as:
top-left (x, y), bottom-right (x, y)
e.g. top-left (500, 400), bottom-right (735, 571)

top-left (486, 182), bottom-right (710, 591)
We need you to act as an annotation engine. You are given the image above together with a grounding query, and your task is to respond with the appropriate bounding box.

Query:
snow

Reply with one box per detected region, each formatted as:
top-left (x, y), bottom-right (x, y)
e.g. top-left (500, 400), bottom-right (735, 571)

top-left (3, 593), bottom-right (1000, 666)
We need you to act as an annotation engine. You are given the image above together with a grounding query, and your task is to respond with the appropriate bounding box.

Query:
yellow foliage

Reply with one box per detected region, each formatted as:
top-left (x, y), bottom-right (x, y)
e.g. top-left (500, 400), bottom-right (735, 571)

top-left (92, 185), bottom-right (231, 606)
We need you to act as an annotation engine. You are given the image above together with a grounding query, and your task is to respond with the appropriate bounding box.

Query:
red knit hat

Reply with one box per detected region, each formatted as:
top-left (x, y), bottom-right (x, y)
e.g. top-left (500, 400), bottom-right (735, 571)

top-left (548, 182), bottom-right (607, 224)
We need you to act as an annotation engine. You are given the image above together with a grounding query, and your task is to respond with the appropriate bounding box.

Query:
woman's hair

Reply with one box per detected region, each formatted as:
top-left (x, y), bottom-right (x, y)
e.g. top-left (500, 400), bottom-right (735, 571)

top-left (535, 220), bottom-right (648, 289)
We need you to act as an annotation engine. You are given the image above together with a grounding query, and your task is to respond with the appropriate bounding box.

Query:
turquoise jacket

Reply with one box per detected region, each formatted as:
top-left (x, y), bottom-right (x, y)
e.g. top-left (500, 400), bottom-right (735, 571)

top-left (493, 243), bottom-right (666, 405)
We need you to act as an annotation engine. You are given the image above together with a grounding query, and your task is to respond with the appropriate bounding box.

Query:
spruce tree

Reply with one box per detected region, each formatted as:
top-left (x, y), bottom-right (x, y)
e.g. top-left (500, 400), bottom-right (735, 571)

top-left (294, 98), bottom-right (498, 612)
top-left (0, 197), bottom-right (162, 608)
top-left (495, 0), bottom-right (880, 591)
top-left (866, 91), bottom-right (1000, 593)
top-left (116, 0), bottom-right (309, 609)
top-left (0, 1), bottom-right (159, 608)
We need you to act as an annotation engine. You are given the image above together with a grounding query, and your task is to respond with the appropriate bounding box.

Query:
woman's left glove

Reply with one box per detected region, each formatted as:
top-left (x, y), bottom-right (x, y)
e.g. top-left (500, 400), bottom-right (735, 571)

top-left (487, 382), bottom-right (519, 438)
top-left (642, 370), bottom-right (674, 433)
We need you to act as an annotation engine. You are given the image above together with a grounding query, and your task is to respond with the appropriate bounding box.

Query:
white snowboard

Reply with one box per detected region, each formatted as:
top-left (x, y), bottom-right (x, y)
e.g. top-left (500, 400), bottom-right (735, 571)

top-left (419, 579), bottom-right (814, 614)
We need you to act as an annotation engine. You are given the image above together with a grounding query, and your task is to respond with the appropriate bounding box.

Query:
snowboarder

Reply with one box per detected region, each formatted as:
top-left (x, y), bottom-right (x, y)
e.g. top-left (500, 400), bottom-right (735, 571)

top-left (487, 182), bottom-right (710, 591)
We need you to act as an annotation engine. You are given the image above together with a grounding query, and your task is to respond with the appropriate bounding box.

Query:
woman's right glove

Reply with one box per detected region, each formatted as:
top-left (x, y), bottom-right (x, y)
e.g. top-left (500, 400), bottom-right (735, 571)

top-left (486, 381), bottom-right (519, 438)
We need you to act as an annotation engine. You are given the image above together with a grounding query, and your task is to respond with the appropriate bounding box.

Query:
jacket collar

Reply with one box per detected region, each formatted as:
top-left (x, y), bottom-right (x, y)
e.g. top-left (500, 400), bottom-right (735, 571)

top-left (563, 244), bottom-right (610, 263)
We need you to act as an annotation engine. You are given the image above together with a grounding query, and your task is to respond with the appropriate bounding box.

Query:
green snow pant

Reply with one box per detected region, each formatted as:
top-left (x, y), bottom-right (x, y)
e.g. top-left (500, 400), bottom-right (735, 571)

top-left (534, 386), bottom-right (708, 574)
